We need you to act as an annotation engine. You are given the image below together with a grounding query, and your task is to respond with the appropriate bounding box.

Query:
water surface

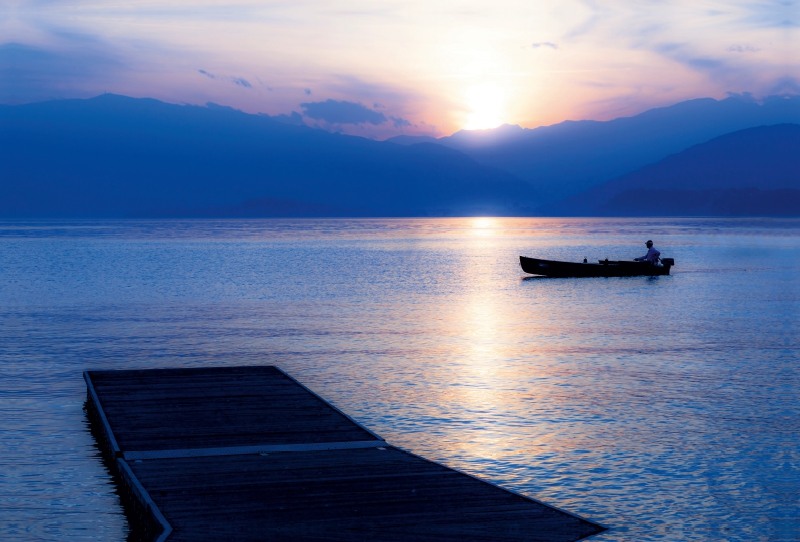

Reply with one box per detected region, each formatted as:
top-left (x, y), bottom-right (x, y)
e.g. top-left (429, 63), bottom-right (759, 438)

top-left (1, 218), bottom-right (798, 541)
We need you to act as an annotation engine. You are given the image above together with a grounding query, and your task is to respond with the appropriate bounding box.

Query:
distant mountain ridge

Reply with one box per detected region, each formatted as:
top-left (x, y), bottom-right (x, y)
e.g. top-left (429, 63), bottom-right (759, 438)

top-left (0, 94), bottom-right (538, 218)
top-left (597, 188), bottom-right (800, 217)
top-left (547, 124), bottom-right (800, 216)
top-left (129, 197), bottom-right (367, 218)
top-left (389, 95), bottom-right (800, 202)
top-left (5, 94), bottom-right (800, 218)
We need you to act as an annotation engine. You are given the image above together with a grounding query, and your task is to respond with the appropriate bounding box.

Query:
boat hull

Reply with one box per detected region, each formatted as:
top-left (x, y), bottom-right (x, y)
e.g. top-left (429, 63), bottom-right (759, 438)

top-left (520, 256), bottom-right (672, 278)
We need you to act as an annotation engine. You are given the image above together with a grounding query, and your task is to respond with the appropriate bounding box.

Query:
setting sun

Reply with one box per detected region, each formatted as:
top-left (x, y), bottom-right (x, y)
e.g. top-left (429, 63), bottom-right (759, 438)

top-left (464, 83), bottom-right (505, 130)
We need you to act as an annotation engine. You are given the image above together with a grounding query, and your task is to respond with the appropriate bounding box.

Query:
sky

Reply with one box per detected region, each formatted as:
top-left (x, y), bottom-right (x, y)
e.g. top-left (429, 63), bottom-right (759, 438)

top-left (1, 0), bottom-right (798, 138)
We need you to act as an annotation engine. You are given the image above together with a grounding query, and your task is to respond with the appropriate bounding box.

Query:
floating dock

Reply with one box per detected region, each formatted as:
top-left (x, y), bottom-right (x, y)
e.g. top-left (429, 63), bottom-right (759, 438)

top-left (85, 366), bottom-right (606, 541)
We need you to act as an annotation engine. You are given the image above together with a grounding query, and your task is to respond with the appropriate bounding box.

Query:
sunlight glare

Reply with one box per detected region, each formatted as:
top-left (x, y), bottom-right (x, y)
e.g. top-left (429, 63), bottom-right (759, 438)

top-left (471, 217), bottom-right (496, 236)
top-left (464, 83), bottom-right (505, 130)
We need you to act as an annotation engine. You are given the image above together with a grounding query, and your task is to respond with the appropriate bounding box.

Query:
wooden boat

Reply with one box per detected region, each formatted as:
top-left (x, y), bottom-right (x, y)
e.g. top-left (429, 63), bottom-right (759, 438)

top-left (520, 256), bottom-right (674, 278)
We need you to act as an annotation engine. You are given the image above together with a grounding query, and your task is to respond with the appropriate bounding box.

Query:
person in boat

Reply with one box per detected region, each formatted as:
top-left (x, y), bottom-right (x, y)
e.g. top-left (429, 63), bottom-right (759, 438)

top-left (634, 240), bottom-right (661, 265)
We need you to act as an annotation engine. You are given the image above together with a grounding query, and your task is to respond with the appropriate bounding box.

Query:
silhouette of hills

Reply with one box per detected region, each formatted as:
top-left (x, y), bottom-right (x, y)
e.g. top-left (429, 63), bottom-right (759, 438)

top-left (595, 188), bottom-right (800, 217)
top-left (389, 95), bottom-right (800, 202)
top-left (0, 94), bottom-right (538, 218)
top-left (129, 197), bottom-right (365, 218)
top-left (6, 94), bottom-right (800, 218)
top-left (546, 124), bottom-right (800, 216)
top-left (385, 134), bottom-right (439, 146)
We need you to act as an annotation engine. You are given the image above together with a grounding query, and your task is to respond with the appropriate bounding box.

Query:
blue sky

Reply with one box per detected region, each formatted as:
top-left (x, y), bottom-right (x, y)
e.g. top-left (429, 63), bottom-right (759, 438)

top-left (1, 0), bottom-right (798, 137)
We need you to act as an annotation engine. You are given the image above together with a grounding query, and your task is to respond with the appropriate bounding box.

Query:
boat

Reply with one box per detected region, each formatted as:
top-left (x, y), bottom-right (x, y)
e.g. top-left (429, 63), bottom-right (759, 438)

top-left (520, 256), bottom-right (674, 278)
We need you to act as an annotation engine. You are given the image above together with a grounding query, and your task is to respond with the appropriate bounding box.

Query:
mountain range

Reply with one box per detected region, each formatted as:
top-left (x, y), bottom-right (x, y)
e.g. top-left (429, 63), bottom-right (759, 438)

top-left (389, 94), bottom-right (800, 203)
top-left (547, 124), bottom-right (800, 216)
top-left (0, 95), bottom-right (536, 218)
top-left (2, 93), bottom-right (800, 217)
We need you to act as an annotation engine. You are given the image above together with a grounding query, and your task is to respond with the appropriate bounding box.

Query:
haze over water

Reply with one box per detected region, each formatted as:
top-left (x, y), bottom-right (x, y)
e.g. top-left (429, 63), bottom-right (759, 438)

top-left (1, 217), bottom-right (798, 541)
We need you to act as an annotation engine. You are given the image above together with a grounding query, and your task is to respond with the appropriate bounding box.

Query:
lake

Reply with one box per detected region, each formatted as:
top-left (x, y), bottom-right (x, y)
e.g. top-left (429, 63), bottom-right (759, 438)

top-left (1, 217), bottom-right (798, 541)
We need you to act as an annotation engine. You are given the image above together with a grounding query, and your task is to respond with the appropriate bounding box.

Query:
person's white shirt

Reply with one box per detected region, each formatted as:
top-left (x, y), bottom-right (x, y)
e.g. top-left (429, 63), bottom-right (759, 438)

top-left (635, 246), bottom-right (661, 264)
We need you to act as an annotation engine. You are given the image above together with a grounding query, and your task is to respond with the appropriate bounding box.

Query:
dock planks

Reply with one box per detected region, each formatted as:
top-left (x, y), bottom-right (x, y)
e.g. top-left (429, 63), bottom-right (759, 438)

top-left (85, 366), bottom-right (606, 541)
top-left (88, 366), bottom-right (378, 451)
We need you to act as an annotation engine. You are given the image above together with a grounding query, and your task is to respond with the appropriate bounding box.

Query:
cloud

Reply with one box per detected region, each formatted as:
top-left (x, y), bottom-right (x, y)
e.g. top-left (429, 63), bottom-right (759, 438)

top-left (324, 74), bottom-right (419, 105)
top-left (727, 44), bottom-right (760, 53)
top-left (271, 111), bottom-right (305, 125)
top-left (254, 77), bottom-right (272, 90)
top-left (300, 99), bottom-right (387, 125)
top-left (389, 116), bottom-right (411, 128)
top-left (531, 42), bottom-right (559, 50)
top-left (653, 42), bottom-right (683, 54)
top-left (770, 77), bottom-right (800, 94)
top-left (686, 57), bottom-right (724, 71)
top-left (198, 70), bottom-right (251, 88)
top-left (306, 75), bottom-right (429, 135)
top-left (726, 91), bottom-right (757, 102)
top-left (647, 42), bottom-right (738, 82)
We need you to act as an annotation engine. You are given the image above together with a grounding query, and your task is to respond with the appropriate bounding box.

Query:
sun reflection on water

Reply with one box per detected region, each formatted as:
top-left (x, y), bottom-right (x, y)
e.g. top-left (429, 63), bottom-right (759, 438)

top-left (2, 217), bottom-right (799, 541)
top-left (470, 217), bottom-right (497, 237)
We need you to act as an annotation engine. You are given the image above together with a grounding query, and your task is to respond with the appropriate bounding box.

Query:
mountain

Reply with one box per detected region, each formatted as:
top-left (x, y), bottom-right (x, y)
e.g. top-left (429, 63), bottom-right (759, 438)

top-left (129, 197), bottom-right (366, 218)
top-left (388, 124), bottom-right (526, 149)
top-left (0, 95), bottom-right (538, 218)
top-left (595, 188), bottom-right (800, 217)
top-left (389, 95), bottom-right (800, 203)
top-left (385, 135), bottom-right (439, 145)
top-left (546, 124), bottom-right (800, 216)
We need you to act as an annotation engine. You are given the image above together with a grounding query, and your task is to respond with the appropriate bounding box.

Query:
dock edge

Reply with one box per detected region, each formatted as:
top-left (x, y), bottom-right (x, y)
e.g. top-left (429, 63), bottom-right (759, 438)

top-left (84, 371), bottom-right (172, 541)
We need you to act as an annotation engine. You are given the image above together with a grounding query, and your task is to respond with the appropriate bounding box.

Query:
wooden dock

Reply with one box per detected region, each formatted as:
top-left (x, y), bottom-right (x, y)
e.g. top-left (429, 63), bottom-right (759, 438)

top-left (85, 366), bottom-right (606, 541)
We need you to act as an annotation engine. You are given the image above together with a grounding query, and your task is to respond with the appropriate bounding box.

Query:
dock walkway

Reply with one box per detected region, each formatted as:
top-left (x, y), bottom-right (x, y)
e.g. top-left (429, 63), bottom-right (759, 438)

top-left (85, 366), bottom-right (606, 541)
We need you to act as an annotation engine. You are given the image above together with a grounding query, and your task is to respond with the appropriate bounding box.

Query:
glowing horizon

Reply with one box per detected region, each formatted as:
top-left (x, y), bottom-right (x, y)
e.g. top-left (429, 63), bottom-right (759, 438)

top-left (2, 1), bottom-right (798, 138)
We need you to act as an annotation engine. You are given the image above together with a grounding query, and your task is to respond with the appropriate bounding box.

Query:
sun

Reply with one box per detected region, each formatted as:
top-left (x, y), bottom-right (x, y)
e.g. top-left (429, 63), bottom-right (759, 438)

top-left (464, 83), bottom-right (505, 130)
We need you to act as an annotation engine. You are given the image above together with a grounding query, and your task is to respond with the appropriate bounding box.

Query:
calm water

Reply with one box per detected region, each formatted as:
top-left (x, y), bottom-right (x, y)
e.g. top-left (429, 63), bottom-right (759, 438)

top-left (1, 218), bottom-right (798, 541)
